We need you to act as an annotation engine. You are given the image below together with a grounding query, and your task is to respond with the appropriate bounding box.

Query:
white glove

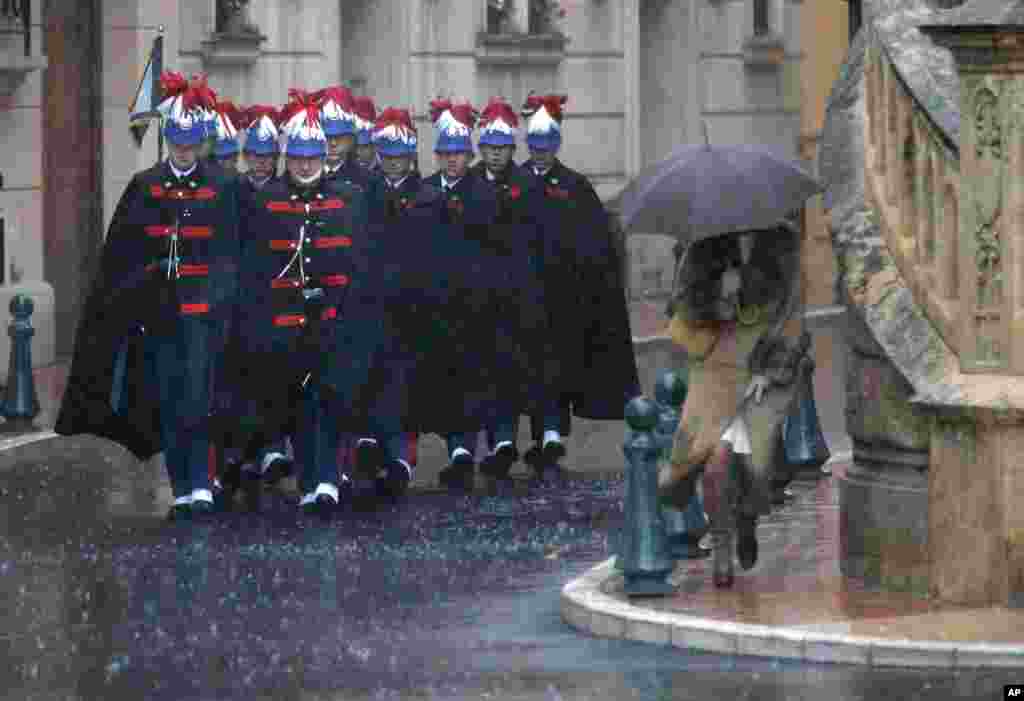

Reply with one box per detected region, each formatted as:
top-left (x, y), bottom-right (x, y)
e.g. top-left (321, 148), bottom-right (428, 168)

top-left (744, 374), bottom-right (770, 404)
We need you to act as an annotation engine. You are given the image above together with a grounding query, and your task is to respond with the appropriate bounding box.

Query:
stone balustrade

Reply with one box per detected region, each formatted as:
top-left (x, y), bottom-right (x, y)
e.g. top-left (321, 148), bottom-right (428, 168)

top-left (863, 43), bottom-right (967, 368)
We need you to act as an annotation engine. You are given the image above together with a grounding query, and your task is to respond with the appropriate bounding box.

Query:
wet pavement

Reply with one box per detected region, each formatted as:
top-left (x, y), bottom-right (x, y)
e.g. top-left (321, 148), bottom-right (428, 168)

top-left (0, 435), bottom-right (1017, 700)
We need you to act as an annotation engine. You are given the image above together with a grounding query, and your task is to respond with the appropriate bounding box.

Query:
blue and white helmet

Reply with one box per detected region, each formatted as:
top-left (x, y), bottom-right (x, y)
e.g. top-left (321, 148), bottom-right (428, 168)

top-left (522, 93), bottom-right (567, 152)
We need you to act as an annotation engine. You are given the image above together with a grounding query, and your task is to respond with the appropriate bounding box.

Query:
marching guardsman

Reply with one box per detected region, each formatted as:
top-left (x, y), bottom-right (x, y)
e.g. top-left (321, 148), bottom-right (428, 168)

top-left (212, 100), bottom-right (243, 175)
top-left (55, 71), bottom-right (241, 521)
top-left (239, 105), bottom-right (282, 195)
top-left (340, 107), bottom-right (422, 495)
top-left (315, 86), bottom-right (367, 186)
top-left (352, 96), bottom-right (380, 172)
top-left (470, 97), bottom-right (555, 481)
top-left (234, 89), bottom-right (415, 514)
top-left (221, 103), bottom-right (297, 486)
top-left (412, 98), bottom-right (526, 490)
top-left (519, 93), bottom-right (641, 472)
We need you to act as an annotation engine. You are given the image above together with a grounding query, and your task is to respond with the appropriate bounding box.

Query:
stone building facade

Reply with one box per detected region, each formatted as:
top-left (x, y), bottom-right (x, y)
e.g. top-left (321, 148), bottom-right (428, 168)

top-left (0, 0), bottom-right (834, 369)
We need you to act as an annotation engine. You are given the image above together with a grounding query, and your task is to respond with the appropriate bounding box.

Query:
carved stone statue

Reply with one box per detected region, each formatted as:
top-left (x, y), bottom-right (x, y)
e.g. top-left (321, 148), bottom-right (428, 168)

top-left (216, 0), bottom-right (258, 36)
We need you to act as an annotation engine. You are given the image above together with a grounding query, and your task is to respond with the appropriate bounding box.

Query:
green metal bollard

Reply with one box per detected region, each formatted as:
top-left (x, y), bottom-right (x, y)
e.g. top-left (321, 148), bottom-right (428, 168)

top-left (2, 295), bottom-right (39, 421)
top-left (654, 370), bottom-right (710, 560)
top-left (621, 396), bottom-right (675, 597)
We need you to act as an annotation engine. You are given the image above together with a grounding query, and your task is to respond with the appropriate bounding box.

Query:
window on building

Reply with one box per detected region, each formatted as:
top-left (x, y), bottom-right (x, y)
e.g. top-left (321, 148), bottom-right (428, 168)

top-left (753, 0), bottom-right (770, 36)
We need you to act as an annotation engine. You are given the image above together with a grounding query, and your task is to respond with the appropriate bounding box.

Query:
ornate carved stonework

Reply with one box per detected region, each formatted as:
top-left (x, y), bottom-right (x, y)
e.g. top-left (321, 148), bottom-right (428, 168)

top-left (973, 86), bottom-right (1002, 160)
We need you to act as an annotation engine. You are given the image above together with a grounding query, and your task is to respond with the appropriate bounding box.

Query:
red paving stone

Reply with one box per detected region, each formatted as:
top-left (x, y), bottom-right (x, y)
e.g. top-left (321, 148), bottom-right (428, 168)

top-left (606, 468), bottom-right (1024, 645)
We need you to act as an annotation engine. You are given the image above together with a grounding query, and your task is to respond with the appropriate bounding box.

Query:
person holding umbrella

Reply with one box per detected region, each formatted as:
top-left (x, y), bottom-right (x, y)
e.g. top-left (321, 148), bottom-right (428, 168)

top-left (661, 227), bottom-right (806, 587)
top-left (617, 129), bottom-right (823, 587)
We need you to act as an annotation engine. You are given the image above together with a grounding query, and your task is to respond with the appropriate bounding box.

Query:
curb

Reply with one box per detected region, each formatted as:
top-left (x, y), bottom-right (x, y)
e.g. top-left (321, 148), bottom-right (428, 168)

top-left (561, 558), bottom-right (1024, 669)
top-left (0, 429), bottom-right (57, 454)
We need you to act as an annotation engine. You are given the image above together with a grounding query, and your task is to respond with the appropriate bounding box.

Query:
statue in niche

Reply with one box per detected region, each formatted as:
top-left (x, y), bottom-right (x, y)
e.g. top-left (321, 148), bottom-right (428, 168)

top-left (216, 0), bottom-right (259, 36)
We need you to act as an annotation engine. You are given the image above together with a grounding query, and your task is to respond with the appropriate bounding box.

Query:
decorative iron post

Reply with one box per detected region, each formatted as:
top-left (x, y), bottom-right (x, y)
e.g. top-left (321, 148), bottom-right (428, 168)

top-left (621, 396), bottom-right (674, 597)
top-left (2, 295), bottom-right (39, 420)
top-left (654, 370), bottom-right (710, 559)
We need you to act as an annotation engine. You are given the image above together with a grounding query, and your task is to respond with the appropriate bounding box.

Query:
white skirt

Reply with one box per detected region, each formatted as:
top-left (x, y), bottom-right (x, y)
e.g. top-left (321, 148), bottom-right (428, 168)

top-left (720, 415), bottom-right (752, 455)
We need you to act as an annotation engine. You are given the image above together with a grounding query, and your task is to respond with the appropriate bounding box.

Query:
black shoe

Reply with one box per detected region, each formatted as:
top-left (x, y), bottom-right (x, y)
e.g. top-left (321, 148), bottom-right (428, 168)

top-left (314, 494), bottom-right (338, 519)
top-left (439, 453), bottom-right (475, 490)
top-left (213, 483), bottom-right (233, 512)
top-left (376, 460), bottom-right (412, 499)
top-left (191, 499), bottom-right (216, 520)
top-left (302, 492), bottom-right (339, 519)
top-left (354, 440), bottom-right (384, 481)
top-left (263, 457), bottom-right (294, 485)
top-left (541, 439), bottom-right (566, 463)
top-left (522, 445), bottom-right (543, 471)
top-left (736, 516), bottom-right (759, 571)
top-left (480, 444), bottom-right (517, 480)
top-left (220, 460), bottom-right (243, 492)
top-left (167, 503), bottom-right (192, 522)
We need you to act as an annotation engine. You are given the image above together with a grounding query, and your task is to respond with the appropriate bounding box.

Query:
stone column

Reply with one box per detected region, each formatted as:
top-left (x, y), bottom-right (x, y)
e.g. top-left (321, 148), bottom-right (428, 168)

top-left (838, 307), bottom-right (930, 594)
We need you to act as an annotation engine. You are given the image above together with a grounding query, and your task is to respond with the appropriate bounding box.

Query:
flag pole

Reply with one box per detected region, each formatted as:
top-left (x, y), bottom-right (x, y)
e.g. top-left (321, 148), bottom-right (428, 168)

top-left (155, 27), bottom-right (165, 167)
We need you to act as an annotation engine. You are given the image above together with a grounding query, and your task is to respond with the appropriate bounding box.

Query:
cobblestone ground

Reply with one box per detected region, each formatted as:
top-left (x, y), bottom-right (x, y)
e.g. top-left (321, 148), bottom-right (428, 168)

top-left (0, 436), bottom-right (1015, 700)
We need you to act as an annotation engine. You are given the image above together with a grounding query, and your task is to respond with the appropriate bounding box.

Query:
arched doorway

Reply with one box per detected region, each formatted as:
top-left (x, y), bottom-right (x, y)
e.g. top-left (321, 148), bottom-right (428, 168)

top-left (41, 0), bottom-right (102, 355)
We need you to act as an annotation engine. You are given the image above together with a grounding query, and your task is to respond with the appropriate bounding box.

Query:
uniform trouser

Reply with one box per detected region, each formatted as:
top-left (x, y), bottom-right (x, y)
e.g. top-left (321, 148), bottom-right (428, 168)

top-left (295, 384), bottom-right (341, 494)
top-left (145, 319), bottom-right (214, 499)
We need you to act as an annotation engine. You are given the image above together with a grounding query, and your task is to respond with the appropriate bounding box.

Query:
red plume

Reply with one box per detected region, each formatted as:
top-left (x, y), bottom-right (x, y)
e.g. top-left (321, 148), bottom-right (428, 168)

top-left (449, 101), bottom-right (478, 130)
top-left (521, 93), bottom-right (567, 123)
top-left (243, 104), bottom-right (280, 129)
top-left (313, 85), bottom-right (355, 113)
top-left (184, 73), bottom-right (218, 113)
top-left (396, 109), bottom-right (415, 130)
top-left (480, 97), bottom-right (519, 129)
top-left (352, 96), bottom-right (377, 123)
top-left (429, 98), bottom-right (452, 125)
top-left (373, 107), bottom-right (402, 130)
top-left (159, 71), bottom-right (188, 101)
top-left (215, 100), bottom-right (244, 130)
top-left (280, 89), bottom-right (322, 128)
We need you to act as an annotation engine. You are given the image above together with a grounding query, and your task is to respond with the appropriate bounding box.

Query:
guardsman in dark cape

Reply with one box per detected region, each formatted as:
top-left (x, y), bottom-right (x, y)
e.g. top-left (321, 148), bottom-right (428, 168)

top-left (520, 93), bottom-right (642, 472)
top-left (338, 107), bottom-right (422, 496)
top-left (211, 100), bottom-right (243, 176)
top-left (352, 96), bottom-right (381, 174)
top-left (409, 98), bottom-right (522, 490)
top-left (232, 89), bottom-right (415, 515)
top-left (469, 97), bottom-right (556, 482)
top-left (315, 86), bottom-right (373, 189)
top-left (55, 71), bottom-right (241, 521)
top-left (216, 105), bottom-right (298, 488)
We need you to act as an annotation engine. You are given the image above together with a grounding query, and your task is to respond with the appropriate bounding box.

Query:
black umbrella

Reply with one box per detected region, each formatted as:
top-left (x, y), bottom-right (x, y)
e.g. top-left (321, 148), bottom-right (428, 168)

top-left (618, 125), bottom-right (823, 243)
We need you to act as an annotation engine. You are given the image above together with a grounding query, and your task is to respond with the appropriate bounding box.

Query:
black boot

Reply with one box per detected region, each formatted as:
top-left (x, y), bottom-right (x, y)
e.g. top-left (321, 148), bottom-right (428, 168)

top-left (736, 515), bottom-right (759, 571)
top-left (376, 459), bottom-right (412, 499)
top-left (167, 503), bottom-right (192, 522)
top-left (354, 439), bottom-right (384, 481)
top-left (480, 443), bottom-right (517, 480)
top-left (439, 452), bottom-right (475, 491)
